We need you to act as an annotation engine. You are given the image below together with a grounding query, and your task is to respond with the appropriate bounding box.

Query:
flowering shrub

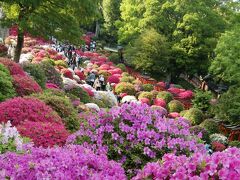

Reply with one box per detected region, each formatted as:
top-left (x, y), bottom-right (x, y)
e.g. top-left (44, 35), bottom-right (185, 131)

top-left (17, 121), bottom-right (69, 147)
top-left (0, 97), bottom-right (62, 126)
top-left (66, 87), bottom-right (91, 104)
top-left (12, 75), bottom-right (42, 96)
top-left (153, 98), bottom-right (166, 108)
top-left (22, 63), bottom-right (47, 88)
top-left (139, 97), bottom-right (150, 105)
top-left (189, 125), bottom-right (210, 143)
top-left (212, 141), bottom-right (226, 152)
top-left (40, 61), bottom-right (63, 88)
top-left (167, 100), bottom-right (184, 113)
top-left (74, 69), bottom-right (85, 80)
top-left (138, 92), bottom-right (154, 101)
top-left (183, 108), bottom-right (204, 125)
top-left (0, 145), bottom-right (126, 179)
top-left (178, 90), bottom-right (194, 100)
top-left (0, 64), bottom-right (16, 101)
top-left (133, 147), bottom-right (240, 180)
top-left (61, 68), bottom-right (74, 79)
top-left (0, 121), bottom-right (29, 154)
top-left (0, 58), bottom-right (26, 76)
top-left (31, 90), bottom-right (80, 132)
top-left (120, 76), bottom-right (135, 83)
top-left (199, 119), bottom-right (220, 135)
top-left (94, 91), bottom-right (118, 108)
top-left (116, 63), bottom-right (127, 72)
top-left (108, 75), bottom-right (120, 84)
top-left (157, 91), bottom-right (173, 103)
top-left (115, 82), bottom-right (136, 95)
top-left (142, 84), bottom-right (154, 91)
top-left (67, 103), bottom-right (205, 177)
top-left (210, 133), bottom-right (228, 145)
top-left (45, 82), bottom-right (59, 89)
top-left (54, 60), bottom-right (67, 68)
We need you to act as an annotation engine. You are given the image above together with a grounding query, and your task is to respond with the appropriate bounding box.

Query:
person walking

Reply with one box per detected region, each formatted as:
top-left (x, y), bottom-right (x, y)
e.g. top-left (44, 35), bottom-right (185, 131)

top-left (72, 52), bottom-right (77, 71)
top-left (94, 77), bottom-right (101, 91)
top-left (99, 74), bottom-right (105, 91)
top-left (89, 72), bottom-right (96, 87)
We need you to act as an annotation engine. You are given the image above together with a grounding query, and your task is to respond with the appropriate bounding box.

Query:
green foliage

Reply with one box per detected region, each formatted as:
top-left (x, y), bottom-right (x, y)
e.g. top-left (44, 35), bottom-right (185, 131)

top-left (192, 90), bottom-right (213, 111)
top-left (189, 125), bottom-right (210, 143)
top-left (167, 100), bottom-right (184, 113)
top-left (138, 92), bottom-right (154, 101)
top-left (108, 53), bottom-right (119, 64)
top-left (0, 64), bottom-right (16, 101)
top-left (228, 141), bottom-right (240, 148)
top-left (120, 76), bottom-right (135, 83)
top-left (40, 61), bottom-right (63, 88)
top-left (142, 84), bottom-right (154, 92)
top-left (31, 90), bottom-right (79, 132)
top-left (125, 29), bottom-right (170, 77)
top-left (199, 119), bottom-right (220, 135)
top-left (157, 91), bottom-right (173, 103)
top-left (213, 87), bottom-right (240, 125)
top-left (98, 70), bottom-right (111, 79)
top-left (180, 110), bottom-right (188, 117)
top-left (115, 82), bottom-right (136, 95)
top-left (116, 63), bottom-right (127, 72)
top-left (54, 60), bottom-right (67, 68)
top-left (183, 108), bottom-right (204, 125)
top-left (66, 87), bottom-right (91, 104)
top-left (90, 98), bottom-right (108, 108)
top-left (22, 63), bottom-right (47, 89)
top-left (209, 25), bottom-right (240, 85)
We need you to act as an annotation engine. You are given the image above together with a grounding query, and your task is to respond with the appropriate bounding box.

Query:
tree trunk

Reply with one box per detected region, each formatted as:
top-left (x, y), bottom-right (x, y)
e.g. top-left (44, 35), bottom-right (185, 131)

top-left (13, 28), bottom-right (24, 63)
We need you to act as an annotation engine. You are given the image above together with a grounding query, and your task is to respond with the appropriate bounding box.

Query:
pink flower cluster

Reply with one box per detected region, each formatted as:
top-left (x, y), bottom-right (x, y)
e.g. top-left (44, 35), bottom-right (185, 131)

top-left (0, 58), bottom-right (26, 76)
top-left (0, 145), bottom-right (126, 179)
top-left (67, 103), bottom-right (206, 177)
top-left (133, 147), bottom-right (240, 180)
top-left (17, 121), bottom-right (69, 147)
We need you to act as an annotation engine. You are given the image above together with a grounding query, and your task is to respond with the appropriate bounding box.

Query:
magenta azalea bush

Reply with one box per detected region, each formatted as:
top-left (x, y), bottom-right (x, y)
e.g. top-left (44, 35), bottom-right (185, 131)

top-left (133, 147), bottom-right (240, 180)
top-left (67, 103), bottom-right (206, 177)
top-left (0, 145), bottom-right (126, 179)
top-left (0, 97), bottom-right (62, 126)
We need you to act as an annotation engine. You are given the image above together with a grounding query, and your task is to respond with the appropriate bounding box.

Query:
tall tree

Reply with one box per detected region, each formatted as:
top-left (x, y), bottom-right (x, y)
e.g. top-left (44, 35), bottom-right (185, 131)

top-left (0, 0), bottom-right (99, 62)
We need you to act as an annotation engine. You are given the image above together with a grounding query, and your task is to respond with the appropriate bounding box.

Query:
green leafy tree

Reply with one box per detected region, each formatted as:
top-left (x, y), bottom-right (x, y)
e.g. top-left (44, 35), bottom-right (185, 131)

top-left (0, 0), bottom-right (99, 62)
top-left (209, 25), bottom-right (240, 85)
top-left (125, 29), bottom-right (170, 78)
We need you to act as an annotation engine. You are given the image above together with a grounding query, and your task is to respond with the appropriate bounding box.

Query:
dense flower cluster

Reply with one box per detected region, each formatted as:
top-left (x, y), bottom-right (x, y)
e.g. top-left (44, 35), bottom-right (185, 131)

top-left (13, 75), bottom-right (42, 96)
top-left (0, 58), bottom-right (26, 76)
top-left (133, 147), bottom-right (240, 180)
top-left (67, 103), bottom-right (205, 177)
top-left (0, 145), bottom-right (126, 179)
top-left (0, 97), bottom-right (62, 126)
top-left (17, 121), bottom-right (69, 147)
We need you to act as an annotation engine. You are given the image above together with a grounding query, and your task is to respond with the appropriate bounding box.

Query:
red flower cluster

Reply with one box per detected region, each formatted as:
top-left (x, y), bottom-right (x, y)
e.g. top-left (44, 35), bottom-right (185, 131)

top-left (61, 69), bottom-right (73, 79)
top-left (212, 141), bottom-right (226, 152)
top-left (17, 121), bottom-right (69, 147)
top-left (0, 58), bottom-right (26, 76)
top-left (0, 97), bottom-right (62, 126)
top-left (107, 75), bottom-right (120, 84)
top-left (13, 75), bottom-right (42, 96)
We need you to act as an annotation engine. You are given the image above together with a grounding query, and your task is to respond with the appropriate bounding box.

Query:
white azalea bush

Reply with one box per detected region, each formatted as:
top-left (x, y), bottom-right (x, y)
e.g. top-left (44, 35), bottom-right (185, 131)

top-left (94, 91), bottom-right (118, 107)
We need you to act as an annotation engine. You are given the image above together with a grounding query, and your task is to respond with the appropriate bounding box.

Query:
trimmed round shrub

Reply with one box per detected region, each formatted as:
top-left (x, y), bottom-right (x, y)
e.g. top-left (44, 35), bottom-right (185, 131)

top-left (0, 58), bottom-right (26, 76)
top-left (98, 70), bottom-right (111, 79)
top-left (157, 91), bottom-right (173, 103)
top-left (189, 125), bottom-right (210, 143)
top-left (139, 97), bottom-right (150, 105)
top-left (107, 75), bottom-right (120, 84)
top-left (120, 76), bottom-right (135, 83)
top-left (134, 84), bottom-right (143, 92)
top-left (22, 63), bottom-right (47, 88)
top-left (74, 70), bottom-right (85, 80)
top-left (183, 108), bottom-right (204, 125)
top-left (142, 84), bottom-right (154, 91)
top-left (116, 63), bottom-right (127, 72)
top-left (199, 119), bottom-right (220, 135)
top-left (17, 121), bottom-right (69, 148)
top-left (54, 60), bottom-right (67, 68)
top-left (61, 68), bottom-right (74, 79)
top-left (211, 141), bottom-right (226, 152)
top-left (0, 97), bottom-right (62, 126)
top-left (115, 82), bottom-right (136, 95)
top-left (153, 98), bottom-right (166, 108)
top-left (31, 90), bottom-right (80, 132)
top-left (13, 75), bottom-right (42, 96)
top-left (180, 110), bottom-right (188, 117)
top-left (90, 98), bottom-right (108, 108)
top-left (167, 100), bottom-right (184, 113)
top-left (133, 79), bottom-right (142, 85)
top-left (122, 72), bottom-right (130, 77)
top-left (138, 92), bottom-right (154, 101)
top-left (66, 87), bottom-right (91, 104)
top-left (40, 61), bottom-right (63, 88)
top-left (151, 90), bottom-right (159, 99)
top-left (0, 64), bottom-right (16, 101)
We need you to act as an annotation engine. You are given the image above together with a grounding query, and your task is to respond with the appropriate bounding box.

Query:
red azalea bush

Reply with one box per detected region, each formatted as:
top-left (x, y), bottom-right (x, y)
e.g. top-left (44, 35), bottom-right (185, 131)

top-left (212, 141), bottom-right (226, 152)
top-left (17, 121), bottom-right (69, 148)
top-left (61, 69), bottom-right (73, 79)
top-left (83, 87), bottom-right (94, 97)
top-left (139, 98), bottom-right (150, 105)
top-left (74, 70), bottom-right (85, 80)
top-left (46, 83), bottom-right (59, 89)
top-left (168, 112), bottom-right (180, 118)
top-left (107, 75), bottom-right (120, 84)
top-left (153, 98), bottom-right (166, 108)
top-left (0, 58), bottom-right (26, 76)
top-left (0, 97), bottom-right (62, 126)
top-left (178, 90), bottom-right (194, 100)
top-left (13, 75), bottom-right (42, 96)
top-left (168, 87), bottom-right (182, 95)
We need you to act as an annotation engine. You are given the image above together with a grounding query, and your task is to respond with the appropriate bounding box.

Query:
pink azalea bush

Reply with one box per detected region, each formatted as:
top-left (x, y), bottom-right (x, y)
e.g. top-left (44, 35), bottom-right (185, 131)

top-left (45, 83), bottom-right (59, 89)
top-left (133, 147), bottom-right (240, 180)
top-left (0, 145), bottom-right (126, 179)
top-left (107, 75), bottom-right (120, 84)
top-left (0, 97), bottom-right (62, 126)
top-left (67, 103), bottom-right (206, 177)
top-left (61, 68), bottom-right (74, 79)
top-left (17, 121), bottom-right (69, 148)
top-left (0, 58), bottom-right (26, 76)
top-left (12, 75), bottom-right (42, 96)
